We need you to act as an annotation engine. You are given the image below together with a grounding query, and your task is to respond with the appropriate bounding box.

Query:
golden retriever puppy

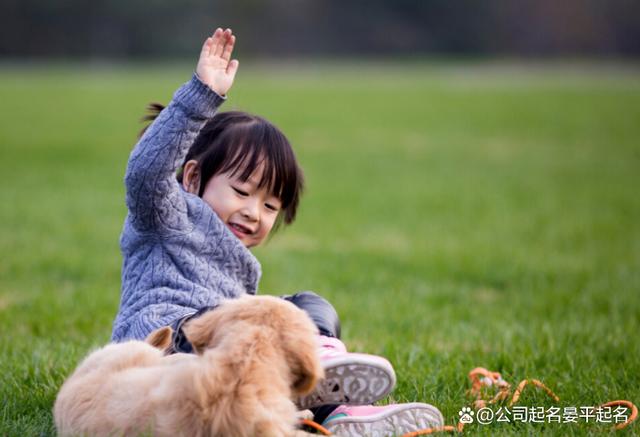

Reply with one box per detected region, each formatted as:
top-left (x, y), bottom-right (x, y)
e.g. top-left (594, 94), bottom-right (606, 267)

top-left (54, 295), bottom-right (323, 437)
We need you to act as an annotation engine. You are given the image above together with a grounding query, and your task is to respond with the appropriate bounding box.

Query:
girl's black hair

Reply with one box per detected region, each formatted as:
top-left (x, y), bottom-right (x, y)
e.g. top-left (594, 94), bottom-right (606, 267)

top-left (142, 104), bottom-right (304, 229)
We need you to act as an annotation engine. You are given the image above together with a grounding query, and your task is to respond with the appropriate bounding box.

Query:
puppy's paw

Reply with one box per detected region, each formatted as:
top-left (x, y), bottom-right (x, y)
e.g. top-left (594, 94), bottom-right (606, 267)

top-left (295, 409), bottom-right (314, 421)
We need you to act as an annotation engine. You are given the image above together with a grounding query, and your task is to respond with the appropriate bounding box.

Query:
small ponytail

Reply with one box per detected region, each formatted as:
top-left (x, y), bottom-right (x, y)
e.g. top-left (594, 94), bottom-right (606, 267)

top-left (138, 102), bottom-right (166, 138)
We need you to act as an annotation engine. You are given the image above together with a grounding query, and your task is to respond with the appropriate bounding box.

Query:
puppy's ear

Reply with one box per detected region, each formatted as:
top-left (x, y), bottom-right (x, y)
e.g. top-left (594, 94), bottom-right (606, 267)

top-left (288, 338), bottom-right (324, 395)
top-left (181, 314), bottom-right (217, 353)
top-left (145, 326), bottom-right (173, 351)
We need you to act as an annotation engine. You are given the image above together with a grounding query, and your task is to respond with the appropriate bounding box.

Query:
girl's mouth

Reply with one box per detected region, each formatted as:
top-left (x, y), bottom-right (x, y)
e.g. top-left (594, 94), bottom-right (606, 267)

top-left (228, 222), bottom-right (252, 238)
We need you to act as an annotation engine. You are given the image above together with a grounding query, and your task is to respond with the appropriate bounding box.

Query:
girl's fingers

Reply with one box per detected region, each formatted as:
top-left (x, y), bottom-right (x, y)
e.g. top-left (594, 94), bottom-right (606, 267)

top-left (213, 28), bottom-right (232, 58)
top-left (209, 28), bottom-right (223, 56)
top-left (221, 35), bottom-right (235, 61)
top-left (226, 59), bottom-right (239, 80)
top-left (200, 37), bottom-right (213, 58)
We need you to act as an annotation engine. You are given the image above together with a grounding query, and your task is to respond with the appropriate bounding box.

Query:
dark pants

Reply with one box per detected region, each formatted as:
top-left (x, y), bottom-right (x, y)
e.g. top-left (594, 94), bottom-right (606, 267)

top-left (170, 291), bottom-right (341, 423)
top-left (281, 291), bottom-right (341, 339)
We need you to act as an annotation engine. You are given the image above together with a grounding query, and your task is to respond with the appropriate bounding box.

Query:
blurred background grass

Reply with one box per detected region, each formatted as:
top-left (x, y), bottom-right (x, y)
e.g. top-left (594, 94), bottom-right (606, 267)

top-left (0, 62), bottom-right (639, 435)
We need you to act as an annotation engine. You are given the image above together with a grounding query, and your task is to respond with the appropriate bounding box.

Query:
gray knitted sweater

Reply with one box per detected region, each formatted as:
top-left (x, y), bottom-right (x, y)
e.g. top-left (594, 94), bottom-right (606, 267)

top-left (111, 75), bottom-right (261, 342)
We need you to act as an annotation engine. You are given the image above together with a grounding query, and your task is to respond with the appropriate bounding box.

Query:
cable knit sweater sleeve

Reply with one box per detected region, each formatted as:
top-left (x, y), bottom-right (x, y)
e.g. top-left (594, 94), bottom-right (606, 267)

top-left (124, 74), bottom-right (225, 232)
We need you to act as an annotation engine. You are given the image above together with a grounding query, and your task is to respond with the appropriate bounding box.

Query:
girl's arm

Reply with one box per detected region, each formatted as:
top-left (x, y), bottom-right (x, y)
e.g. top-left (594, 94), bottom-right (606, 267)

top-left (124, 28), bottom-right (239, 232)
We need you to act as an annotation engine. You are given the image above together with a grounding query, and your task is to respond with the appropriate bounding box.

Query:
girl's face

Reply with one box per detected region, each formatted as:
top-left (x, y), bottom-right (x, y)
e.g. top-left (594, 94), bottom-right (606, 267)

top-left (183, 160), bottom-right (281, 248)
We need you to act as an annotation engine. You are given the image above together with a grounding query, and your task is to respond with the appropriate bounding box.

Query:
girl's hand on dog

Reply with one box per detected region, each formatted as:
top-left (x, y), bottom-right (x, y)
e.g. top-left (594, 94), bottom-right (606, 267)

top-left (196, 28), bottom-right (239, 96)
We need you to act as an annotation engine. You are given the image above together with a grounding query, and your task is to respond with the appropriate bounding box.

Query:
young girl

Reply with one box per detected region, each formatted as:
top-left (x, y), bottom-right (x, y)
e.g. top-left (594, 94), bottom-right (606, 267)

top-left (111, 28), bottom-right (443, 435)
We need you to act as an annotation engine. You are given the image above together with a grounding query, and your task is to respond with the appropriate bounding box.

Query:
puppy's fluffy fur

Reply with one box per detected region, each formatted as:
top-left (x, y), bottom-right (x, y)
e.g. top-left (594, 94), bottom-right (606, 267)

top-left (54, 295), bottom-right (323, 437)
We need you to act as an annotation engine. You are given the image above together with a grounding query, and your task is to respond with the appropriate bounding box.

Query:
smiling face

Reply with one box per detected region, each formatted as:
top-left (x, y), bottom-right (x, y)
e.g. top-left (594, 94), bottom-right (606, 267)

top-left (183, 160), bottom-right (281, 248)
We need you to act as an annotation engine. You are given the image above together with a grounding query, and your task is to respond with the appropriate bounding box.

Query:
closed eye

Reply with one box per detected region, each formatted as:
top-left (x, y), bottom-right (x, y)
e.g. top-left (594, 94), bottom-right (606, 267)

top-left (232, 187), bottom-right (249, 196)
top-left (265, 203), bottom-right (279, 212)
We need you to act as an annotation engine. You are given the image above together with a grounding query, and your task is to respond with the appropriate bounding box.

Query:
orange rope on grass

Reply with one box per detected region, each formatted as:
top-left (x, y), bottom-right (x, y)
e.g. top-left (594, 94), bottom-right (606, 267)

top-left (509, 378), bottom-right (560, 406)
top-left (397, 367), bottom-right (636, 437)
top-left (468, 367), bottom-right (511, 409)
top-left (600, 400), bottom-right (638, 430)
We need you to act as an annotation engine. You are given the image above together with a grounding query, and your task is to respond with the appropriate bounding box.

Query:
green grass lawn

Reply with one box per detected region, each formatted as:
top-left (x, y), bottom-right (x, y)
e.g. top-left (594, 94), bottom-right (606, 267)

top-left (1, 61), bottom-right (639, 436)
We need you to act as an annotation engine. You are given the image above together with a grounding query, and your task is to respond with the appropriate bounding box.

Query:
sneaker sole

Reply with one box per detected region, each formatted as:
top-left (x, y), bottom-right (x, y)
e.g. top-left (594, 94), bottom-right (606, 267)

top-left (297, 354), bottom-right (396, 410)
top-left (324, 402), bottom-right (444, 437)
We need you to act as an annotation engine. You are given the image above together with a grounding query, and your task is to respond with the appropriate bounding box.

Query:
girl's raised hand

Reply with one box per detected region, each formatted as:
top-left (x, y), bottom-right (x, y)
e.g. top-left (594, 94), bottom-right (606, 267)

top-left (196, 28), bottom-right (239, 96)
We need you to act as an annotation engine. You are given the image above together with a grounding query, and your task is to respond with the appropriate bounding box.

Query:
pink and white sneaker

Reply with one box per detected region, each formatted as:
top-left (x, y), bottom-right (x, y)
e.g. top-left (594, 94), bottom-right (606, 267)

top-left (322, 403), bottom-right (444, 437)
top-left (297, 336), bottom-right (396, 410)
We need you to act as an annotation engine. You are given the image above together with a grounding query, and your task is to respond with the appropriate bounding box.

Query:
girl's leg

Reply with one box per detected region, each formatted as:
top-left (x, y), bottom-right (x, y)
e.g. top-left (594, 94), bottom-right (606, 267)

top-left (281, 291), bottom-right (341, 338)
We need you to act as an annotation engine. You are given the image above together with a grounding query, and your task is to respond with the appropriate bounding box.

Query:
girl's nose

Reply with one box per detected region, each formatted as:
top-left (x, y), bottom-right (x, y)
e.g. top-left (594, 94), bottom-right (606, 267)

top-left (241, 199), bottom-right (260, 221)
